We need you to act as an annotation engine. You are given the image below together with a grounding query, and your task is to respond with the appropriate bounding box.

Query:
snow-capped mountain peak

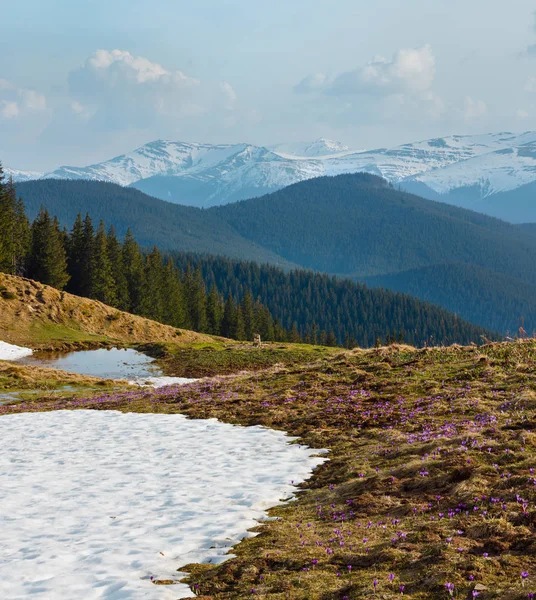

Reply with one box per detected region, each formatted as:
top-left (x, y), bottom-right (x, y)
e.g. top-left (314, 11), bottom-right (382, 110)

top-left (3, 167), bottom-right (44, 182)
top-left (270, 138), bottom-right (353, 158)
top-left (7, 132), bottom-right (536, 219)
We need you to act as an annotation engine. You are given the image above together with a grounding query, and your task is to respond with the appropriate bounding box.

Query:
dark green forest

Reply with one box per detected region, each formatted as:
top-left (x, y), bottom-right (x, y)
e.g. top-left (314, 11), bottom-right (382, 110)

top-left (0, 166), bottom-right (493, 347)
top-left (16, 179), bottom-right (294, 268)
top-left (0, 167), bottom-right (287, 343)
top-left (213, 173), bottom-right (536, 282)
top-left (361, 263), bottom-right (536, 335)
top-left (517, 223), bottom-right (536, 238)
top-left (170, 253), bottom-right (494, 347)
top-left (14, 172), bottom-right (536, 339)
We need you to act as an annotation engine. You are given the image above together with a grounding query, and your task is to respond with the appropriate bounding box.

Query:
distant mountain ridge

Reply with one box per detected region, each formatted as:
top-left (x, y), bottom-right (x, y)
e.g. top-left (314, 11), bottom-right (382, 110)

top-left (7, 131), bottom-right (536, 220)
top-left (15, 173), bottom-right (536, 334)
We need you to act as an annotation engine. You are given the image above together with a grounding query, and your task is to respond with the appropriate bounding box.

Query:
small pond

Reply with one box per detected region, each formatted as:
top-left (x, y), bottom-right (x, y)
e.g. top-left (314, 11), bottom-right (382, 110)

top-left (0, 348), bottom-right (196, 401)
top-left (18, 347), bottom-right (161, 380)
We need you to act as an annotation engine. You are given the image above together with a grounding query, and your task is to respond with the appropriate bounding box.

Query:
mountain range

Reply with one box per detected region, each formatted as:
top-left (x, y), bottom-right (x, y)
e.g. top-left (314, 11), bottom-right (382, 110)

top-left (7, 132), bottom-right (536, 222)
top-left (15, 174), bottom-right (536, 334)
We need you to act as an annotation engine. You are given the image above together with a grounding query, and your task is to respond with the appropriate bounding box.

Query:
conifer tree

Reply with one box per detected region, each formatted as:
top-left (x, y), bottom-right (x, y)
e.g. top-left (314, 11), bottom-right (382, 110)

top-left (67, 214), bottom-right (85, 295)
top-left (140, 247), bottom-right (165, 322)
top-left (326, 331), bottom-right (338, 347)
top-left (288, 322), bottom-right (301, 343)
top-left (161, 260), bottom-right (186, 328)
top-left (122, 229), bottom-right (145, 314)
top-left (183, 267), bottom-right (208, 332)
top-left (221, 295), bottom-right (236, 338)
top-left (92, 220), bottom-right (116, 305)
top-left (206, 286), bottom-right (222, 335)
top-left (255, 303), bottom-right (275, 341)
top-left (0, 173), bottom-right (16, 273)
top-left (12, 194), bottom-right (30, 275)
top-left (79, 214), bottom-right (95, 297)
top-left (28, 207), bottom-right (70, 289)
top-left (233, 306), bottom-right (246, 340)
top-left (105, 226), bottom-right (130, 311)
top-left (241, 290), bottom-right (255, 341)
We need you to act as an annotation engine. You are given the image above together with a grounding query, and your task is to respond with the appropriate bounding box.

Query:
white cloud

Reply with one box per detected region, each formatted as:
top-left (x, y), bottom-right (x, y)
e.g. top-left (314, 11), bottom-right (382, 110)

top-left (220, 81), bottom-right (237, 109)
top-left (67, 49), bottom-right (236, 132)
top-left (294, 46), bottom-right (445, 124)
top-left (463, 96), bottom-right (487, 121)
top-left (1, 101), bottom-right (19, 119)
top-left (0, 80), bottom-right (46, 121)
top-left (22, 90), bottom-right (46, 111)
top-left (328, 45), bottom-right (436, 96)
top-left (517, 108), bottom-right (529, 119)
top-left (294, 72), bottom-right (328, 94)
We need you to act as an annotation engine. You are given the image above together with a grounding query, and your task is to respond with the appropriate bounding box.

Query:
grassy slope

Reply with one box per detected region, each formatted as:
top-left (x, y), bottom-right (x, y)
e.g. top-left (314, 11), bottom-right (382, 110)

top-left (3, 340), bottom-right (535, 599)
top-left (0, 273), bottom-right (215, 349)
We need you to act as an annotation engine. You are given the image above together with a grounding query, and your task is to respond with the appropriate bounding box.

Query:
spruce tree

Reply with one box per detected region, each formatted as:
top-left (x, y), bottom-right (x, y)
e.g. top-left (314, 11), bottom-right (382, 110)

top-left (161, 260), bottom-right (186, 327)
top-left (241, 290), bottom-right (255, 341)
top-left (140, 247), bottom-right (165, 321)
top-left (206, 286), bottom-right (222, 335)
top-left (122, 229), bottom-right (145, 314)
top-left (326, 331), bottom-right (338, 347)
top-left (288, 322), bottom-right (301, 343)
top-left (92, 220), bottom-right (116, 305)
top-left (67, 214), bottom-right (85, 295)
top-left (233, 306), bottom-right (246, 340)
top-left (183, 267), bottom-right (208, 332)
top-left (28, 207), bottom-right (70, 289)
top-left (221, 295), bottom-right (236, 338)
top-left (79, 214), bottom-right (95, 297)
top-left (0, 173), bottom-right (15, 273)
top-left (12, 194), bottom-right (30, 275)
top-left (107, 226), bottom-right (130, 311)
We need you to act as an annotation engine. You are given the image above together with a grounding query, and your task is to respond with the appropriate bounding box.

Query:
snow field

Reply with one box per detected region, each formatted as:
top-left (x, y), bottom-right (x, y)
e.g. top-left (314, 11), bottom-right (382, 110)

top-left (0, 410), bottom-right (327, 599)
top-left (0, 341), bottom-right (33, 361)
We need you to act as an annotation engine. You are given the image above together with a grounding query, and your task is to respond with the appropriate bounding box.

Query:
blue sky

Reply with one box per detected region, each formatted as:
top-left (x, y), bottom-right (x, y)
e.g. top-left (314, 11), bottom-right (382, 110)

top-left (2, 0), bottom-right (536, 170)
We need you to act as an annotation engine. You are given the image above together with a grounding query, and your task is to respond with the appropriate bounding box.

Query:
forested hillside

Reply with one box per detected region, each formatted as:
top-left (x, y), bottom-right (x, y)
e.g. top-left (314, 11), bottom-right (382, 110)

top-left (213, 173), bottom-right (536, 282)
top-left (0, 166), bottom-right (493, 347)
top-left (361, 263), bottom-right (536, 334)
top-left (15, 179), bottom-right (294, 269)
top-left (14, 173), bottom-right (536, 335)
top-left (517, 222), bottom-right (536, 237)
top-left (171, 253), bottom-right (494, 347)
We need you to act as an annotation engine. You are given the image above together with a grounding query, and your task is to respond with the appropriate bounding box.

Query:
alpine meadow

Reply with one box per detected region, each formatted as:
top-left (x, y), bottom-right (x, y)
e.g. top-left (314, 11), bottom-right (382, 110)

top-left (1, 2), bottom-right (536, 599)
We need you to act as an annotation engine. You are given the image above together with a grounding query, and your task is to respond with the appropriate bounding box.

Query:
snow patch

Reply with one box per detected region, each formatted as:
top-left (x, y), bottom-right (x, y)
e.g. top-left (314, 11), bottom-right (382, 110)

top-left (0, 341), bottom-right (33, 361)
top-left (0, 410), bottom-right (327, 599)
top-left (129, 376), bottom-right (198, 388)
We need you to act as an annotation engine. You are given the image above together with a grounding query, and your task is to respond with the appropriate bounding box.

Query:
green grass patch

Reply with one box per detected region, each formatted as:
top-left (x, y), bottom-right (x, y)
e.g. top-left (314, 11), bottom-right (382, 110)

top-left (140, 341), bottom-right (339, 377)
top-left (29, 321), bottom-right (111, 344)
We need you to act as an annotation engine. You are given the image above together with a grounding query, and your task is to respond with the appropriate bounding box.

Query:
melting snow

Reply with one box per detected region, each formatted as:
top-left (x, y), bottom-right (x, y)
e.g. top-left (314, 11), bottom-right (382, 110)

top-left (0, 410), bottom-right (327, 599)
top-left (0, 341), bottom-right (33, 361)
top-left (129, 376), bottom-right (198, 388)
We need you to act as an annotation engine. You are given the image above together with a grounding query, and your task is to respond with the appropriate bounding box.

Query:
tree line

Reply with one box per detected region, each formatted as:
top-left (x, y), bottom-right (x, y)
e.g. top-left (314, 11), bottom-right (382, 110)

top-left (0, 165), bottom-right (294, 343)
top-left (171, 252), bottom-right (494, 348)
top-left (0, 164), bottom-right (494, 347)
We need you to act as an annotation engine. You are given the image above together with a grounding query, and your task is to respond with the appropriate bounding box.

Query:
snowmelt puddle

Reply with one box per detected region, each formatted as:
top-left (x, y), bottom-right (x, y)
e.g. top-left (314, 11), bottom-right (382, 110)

top-left (0, 410), bottom-right (327, 599)
top-left (17, 347), bottom-right (195, 388)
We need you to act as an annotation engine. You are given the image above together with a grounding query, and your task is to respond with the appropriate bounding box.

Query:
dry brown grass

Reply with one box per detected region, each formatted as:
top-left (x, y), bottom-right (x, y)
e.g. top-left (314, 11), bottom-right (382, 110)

top-left (0, 273), bottom-right (215, 349)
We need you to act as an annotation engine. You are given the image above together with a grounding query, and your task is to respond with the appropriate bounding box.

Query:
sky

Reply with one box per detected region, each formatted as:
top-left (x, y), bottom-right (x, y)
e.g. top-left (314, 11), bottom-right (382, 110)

top-left (2, 0), bottom-right (536, 170)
